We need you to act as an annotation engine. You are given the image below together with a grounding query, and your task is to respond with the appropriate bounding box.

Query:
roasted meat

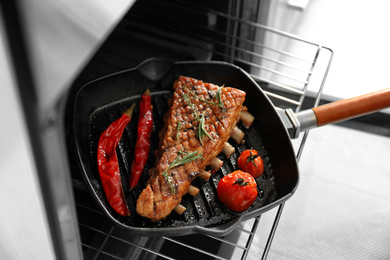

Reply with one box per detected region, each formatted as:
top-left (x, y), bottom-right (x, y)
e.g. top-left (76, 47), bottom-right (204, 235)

top-left (136, 76), bottom-right (246, 222)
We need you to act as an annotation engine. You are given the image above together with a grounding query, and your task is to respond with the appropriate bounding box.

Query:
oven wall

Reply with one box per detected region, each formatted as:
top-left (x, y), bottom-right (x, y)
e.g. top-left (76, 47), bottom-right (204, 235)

top-left (0, 0), bottom-right (138, 259)
top-left (0, 16), bottom-right (55, 260)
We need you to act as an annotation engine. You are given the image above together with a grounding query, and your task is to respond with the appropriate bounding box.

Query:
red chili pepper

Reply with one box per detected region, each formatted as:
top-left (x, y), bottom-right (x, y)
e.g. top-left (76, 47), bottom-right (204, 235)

top-left (129, 89), bottom-right (153, 190)
top-left (97, 103), bottom-right (135, 217)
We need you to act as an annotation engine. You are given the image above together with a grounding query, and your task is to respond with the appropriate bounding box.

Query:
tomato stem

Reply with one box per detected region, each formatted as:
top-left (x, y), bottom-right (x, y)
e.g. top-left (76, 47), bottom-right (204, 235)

top-left (245, 149), bottom-right (260, 169)
top-left (233, 178), bottom-right (250, 186)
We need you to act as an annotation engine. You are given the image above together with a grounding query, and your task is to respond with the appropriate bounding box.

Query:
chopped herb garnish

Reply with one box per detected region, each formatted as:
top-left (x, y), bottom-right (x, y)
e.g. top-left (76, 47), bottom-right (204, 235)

top-left (183, 93), bottom-right (195, 111)
top-left (175, 121), bottom-right (182, 141)
top-left (184, 93), bottom-right (200, 121)
top-left (197, 87), bottom-right (224, 108)
top-left (198, 96), bottom-right (212, 103)
top-left (162, 171), bottom-right (175, 194)
top-left (197, 112), bottom-right (214, 145)
top-left (162, 151), bottom-right (204, 193)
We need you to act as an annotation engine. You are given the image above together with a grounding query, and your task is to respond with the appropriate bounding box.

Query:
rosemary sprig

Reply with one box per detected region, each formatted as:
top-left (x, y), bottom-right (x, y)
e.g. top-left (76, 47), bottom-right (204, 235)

top-left (192, 111), bottom-right (200, 122)
top-left (162, 151), bottom-right (204, 193)
top-left (197, 112), bottom-right (214, 145)
top-left (177, 150), bottom-right (188, 155)
top-left (215, 86), bottom-right (224, 108)
top-left (183, 88), bottom-right (221, 145)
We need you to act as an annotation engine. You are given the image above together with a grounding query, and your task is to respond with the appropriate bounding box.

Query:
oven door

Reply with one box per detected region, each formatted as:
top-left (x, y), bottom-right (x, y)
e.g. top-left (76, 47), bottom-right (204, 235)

top-left (0, 0), bottom-right (136, 259)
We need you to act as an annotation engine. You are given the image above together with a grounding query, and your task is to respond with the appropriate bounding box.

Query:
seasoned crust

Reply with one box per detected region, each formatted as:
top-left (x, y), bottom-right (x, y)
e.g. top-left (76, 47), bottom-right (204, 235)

top-left (136, 76), bottom-right (246, 222)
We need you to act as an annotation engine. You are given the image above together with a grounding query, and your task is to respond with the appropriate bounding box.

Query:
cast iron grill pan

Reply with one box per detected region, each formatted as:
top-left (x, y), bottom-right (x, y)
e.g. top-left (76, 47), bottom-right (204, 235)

top-left (73, 59), bottom-right (299, 237)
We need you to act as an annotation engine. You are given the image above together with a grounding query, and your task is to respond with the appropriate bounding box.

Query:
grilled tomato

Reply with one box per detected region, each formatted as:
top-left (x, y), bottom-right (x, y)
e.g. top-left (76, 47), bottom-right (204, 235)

top-left (217, 170), bottom-right (258, 212)
top-left (237, 149), bottom-right (264, 178)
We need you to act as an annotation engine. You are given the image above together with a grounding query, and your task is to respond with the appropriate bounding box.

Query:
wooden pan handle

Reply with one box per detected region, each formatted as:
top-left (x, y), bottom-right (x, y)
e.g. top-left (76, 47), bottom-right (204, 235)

top-left (312, 88), bottom-right (390, 126)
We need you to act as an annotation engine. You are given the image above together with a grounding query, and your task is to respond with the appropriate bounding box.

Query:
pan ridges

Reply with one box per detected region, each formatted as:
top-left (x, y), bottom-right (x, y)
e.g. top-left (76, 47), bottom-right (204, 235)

top-left (136, 76), bottom-right (246, 222)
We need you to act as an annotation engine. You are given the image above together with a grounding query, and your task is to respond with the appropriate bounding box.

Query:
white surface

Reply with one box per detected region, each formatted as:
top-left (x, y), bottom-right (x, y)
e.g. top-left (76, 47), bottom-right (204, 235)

top-left (267, 0), bottom-right (390, 100)
top-left (245, 125), bottom-right (390, 259)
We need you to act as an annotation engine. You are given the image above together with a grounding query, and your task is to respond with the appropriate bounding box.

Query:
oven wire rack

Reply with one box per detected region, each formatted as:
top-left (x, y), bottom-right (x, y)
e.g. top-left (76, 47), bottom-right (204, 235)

top-left (69, 0), bottom-right (333, 259)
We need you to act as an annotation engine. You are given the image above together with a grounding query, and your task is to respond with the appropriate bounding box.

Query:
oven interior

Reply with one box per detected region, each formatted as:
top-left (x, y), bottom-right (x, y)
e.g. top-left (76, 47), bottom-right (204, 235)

top-left (64, 0), bottom-right (332, 259)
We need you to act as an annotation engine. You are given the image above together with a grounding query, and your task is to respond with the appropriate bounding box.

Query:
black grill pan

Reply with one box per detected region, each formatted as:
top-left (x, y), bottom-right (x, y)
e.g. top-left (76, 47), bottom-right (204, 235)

top-left (73, 58), bottom-right (299, 237)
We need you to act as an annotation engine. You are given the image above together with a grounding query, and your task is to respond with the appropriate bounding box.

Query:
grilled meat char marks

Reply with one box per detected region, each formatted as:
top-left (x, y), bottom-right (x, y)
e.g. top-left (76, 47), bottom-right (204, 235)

top-left (136, 76), bottom-right (246, 222)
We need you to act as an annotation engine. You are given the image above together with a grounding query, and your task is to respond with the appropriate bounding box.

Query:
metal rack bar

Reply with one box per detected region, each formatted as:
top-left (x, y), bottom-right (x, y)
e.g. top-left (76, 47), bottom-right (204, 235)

top-left (127, 5), bottom-right (323, 103)
top-left (162, 237), bottom-right (229, 260)
top-left (261, 203), bottom-right (286, 260)
top-left (130, 11), bottom-right (315, 87)
top-left (79, 224), bottom-right (175, 260)
top-left (240, 216), bottom-right (261, 260)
